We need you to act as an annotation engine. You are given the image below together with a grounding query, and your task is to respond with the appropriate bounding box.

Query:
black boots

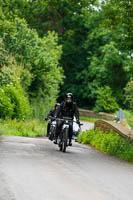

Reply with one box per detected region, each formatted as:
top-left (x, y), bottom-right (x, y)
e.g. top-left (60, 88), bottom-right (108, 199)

top-left (68, 139), bottom-right (72, 146)
top-left (53, 139), bottom-right (57, 144)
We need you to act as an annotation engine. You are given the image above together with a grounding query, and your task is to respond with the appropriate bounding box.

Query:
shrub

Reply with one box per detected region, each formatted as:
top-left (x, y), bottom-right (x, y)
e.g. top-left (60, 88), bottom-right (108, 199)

top-left (0, 19), bottom-right (63, 117)
top-left (124, 78), bottom-right (133, 111)
top-left (0, 67), bottom-right (16, 87)
top-left (0, 84), bottom-right (31, 120)
top-left (0, 88), bottom-right (15, 118)
top-left (0, 38), bottom-right (9, 67)
top-left (78, 128), bottom-right (133, 163)
top-left (3, 84), bottom-right (31, 120)
top-left (123, 110), bottom-right (133, 129)
top-left (94, 86), bottom-right (119, 113)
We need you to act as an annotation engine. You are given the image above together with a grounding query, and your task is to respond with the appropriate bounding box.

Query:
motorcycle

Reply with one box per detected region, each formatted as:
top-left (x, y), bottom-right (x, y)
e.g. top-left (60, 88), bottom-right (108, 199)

top-left (48, 118), bottom-right (57, 141)
top-left (49, 116), bottom-right (82, 152)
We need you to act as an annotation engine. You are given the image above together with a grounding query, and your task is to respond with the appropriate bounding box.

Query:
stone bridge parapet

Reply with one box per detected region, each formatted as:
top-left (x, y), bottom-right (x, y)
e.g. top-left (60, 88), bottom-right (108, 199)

top-left (94, 120), bottom-right (133, 141)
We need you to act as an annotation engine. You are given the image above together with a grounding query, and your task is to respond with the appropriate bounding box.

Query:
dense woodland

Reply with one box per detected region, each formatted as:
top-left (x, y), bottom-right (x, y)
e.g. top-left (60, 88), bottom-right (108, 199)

top-left (0, 0), bottom-right (133, 120)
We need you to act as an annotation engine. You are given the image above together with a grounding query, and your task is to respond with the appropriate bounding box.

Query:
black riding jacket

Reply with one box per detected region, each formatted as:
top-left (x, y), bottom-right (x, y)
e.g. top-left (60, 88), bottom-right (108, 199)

top-left (56, 101), bottom-right (79, 121)
top-left (47, 109), bottom-right (59, 119)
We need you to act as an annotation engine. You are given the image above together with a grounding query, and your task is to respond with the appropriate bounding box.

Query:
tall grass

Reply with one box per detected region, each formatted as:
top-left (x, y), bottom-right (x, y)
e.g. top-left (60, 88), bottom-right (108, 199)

top-left (0, 119), bottom-right (47, 137)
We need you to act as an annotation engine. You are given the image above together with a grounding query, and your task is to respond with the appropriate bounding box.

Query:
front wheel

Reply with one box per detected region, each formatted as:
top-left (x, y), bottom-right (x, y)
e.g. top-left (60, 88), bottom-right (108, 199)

top-left (59, 141), bottom-right (62, 151)
top-left (62, 128), bottom-right (68, 153)
top-left (49, 126), bottom-right (55, 141)
top-left (58, 133), bottom-right (63, 151)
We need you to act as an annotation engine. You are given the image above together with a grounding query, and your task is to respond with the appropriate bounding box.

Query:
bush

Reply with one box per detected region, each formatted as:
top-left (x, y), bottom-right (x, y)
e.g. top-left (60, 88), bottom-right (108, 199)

top-left (0, 19), bottom-right (64, 116)
top-left (0, 88), bottom-right (15, 118)
top-left (124, 78), bottom-right (133, 111)
top-left (0, 67), bottom-right (16, 87)
top-left (0, 39), bottom-right (9, 67)
top-left (0, 84), bottom-right (31, 120)
top-left (94, 86), bottom-right (119, 113)
top-left (78, 129), bottom-right (133, 163)
top-left (123, 110), bottom-right (133, 129)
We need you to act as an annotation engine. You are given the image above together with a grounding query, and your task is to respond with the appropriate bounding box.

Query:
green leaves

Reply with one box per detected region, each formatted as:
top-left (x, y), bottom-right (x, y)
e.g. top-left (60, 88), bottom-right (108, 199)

top-left (124, 79), bottom-right (133, 111)
top-left (0, 88), bottom-right (15, 119)
top-left (94, 86), bottom-right (119, 113)
top-left (0, 84), bottom-right (31, 120)
top-left (78, 128), bottom-right (133, 163)
top-left (0, 39), bottom-right (8, 67)
top-left (0, 18), bottom-right (63, 119)
top-left (1, 0), bottom-right (133, 112)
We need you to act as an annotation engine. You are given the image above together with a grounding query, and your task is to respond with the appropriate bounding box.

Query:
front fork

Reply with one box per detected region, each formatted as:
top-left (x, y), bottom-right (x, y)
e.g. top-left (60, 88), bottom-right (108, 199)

top-left (59, 126), bottom-right (69, 145)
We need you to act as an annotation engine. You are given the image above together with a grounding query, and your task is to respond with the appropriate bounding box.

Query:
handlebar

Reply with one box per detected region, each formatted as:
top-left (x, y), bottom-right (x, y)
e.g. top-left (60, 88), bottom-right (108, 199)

top-left (48, 116), bottom-right (83, 125)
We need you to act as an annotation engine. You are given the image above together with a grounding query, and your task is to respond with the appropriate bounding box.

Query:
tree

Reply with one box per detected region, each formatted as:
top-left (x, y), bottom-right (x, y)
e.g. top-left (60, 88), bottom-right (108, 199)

top-left (0, 18), bottom-right (63, 118)
top-left (124, 79), bottom-right (133, 111)
top-left (94, 86), bottom-right (119, 113)
top-left (1, 0), bottom-right (133, 111)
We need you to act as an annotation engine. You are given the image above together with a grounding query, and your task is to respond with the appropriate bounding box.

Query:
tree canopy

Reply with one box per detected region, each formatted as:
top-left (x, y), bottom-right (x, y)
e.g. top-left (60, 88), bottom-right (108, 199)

top-left (0, 0), bottom-right (133, 115)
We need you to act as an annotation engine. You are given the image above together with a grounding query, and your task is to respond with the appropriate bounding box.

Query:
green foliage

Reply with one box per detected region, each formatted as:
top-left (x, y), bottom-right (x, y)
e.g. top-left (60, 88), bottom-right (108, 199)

top-left (0, 66), bottom-right (17, 87)
top-left (78, 128), bottom-right (133, 163)
top-left (57, 3), bottom-right (131, 108)
top-left (94, 86), bottom-right (119, 113)
top-left (102, 0), bottom-right (133, 49)
top-left (31, 97), bottom-right (54, 120)
top-left (124, 79), bottom-right (133, 111)
top-left (0, 63), bottom-right (32, 120)
top-left (0, 84), bottom-right (31, 120)
top-left (124, 110), bottom-right (133, 129)
top-left (0, 18), bottom-right (63, 119)
top-left (80, 116), bottom-right (99, 122)
top-left (0, 88), bottom-right (15, 118)
top-left (0, 118), bottom-right (47, 137)
top-left (84, 26), bottom-right (128, 106)
top-left (1, 19), bottom-right (63, 95)
top-left (4, 84), bottom-right (31, 120)
top-left (1, 0), bottom-right (133, 112)
top-left (0, 39), bottom-right (9, 67)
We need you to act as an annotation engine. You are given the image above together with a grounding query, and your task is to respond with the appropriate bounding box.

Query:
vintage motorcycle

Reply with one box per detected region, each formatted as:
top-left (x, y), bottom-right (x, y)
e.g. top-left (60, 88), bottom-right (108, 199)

top-left (48, 117), bottom-right (57, 141)
top-left (48, 116), bottom-right (82, 152)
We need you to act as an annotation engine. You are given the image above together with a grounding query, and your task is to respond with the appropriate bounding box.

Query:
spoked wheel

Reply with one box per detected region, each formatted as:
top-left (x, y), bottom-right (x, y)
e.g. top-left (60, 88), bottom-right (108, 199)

top-left (59, 141), bottom-right (62, 151)
top-left (49, 127), bottom-right (55, 141)
top-left (62, 139), bottom-right (67, 152)
top-left (62, 128), bottom-right (68, 153)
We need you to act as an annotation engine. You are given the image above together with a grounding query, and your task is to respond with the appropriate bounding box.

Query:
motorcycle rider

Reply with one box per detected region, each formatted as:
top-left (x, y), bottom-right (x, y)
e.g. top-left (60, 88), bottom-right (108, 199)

top-left (45, 103), bottom-right (60, 137)
top-left (54, 93), bottom-right (80, 146)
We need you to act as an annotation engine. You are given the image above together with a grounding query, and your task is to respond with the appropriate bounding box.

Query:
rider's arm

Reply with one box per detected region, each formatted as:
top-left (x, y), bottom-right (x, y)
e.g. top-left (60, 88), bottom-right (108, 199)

top-left (74, 103), bottom-right (79, 122)
top-left (46, 109), bottom-right (54, 120)
top-left (55, 102), bottom-right (63, 118)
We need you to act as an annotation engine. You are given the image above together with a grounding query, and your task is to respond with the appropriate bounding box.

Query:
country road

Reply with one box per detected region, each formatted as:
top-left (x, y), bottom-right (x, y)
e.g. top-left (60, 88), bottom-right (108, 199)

top-left (0, 121), bottom-right (133, 200)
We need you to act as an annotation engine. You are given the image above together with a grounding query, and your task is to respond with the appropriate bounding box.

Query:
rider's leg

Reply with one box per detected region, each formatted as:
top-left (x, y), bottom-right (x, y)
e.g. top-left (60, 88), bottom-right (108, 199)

top-left (53, 121), bottom-right (63, 144)
top-left (68, 123), bottom-right (73, 146)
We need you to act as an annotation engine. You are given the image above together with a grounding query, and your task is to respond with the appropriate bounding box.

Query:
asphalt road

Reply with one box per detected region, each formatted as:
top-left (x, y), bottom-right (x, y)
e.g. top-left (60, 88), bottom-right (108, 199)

top-left (0, 121), bottom-right (133, 200)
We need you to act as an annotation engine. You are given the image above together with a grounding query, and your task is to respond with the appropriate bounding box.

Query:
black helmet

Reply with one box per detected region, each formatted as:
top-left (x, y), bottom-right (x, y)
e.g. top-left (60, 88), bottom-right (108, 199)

top-left (65, 93), bottom-right (73, 99)
top-left (55, 103), bottom-right (60, 108)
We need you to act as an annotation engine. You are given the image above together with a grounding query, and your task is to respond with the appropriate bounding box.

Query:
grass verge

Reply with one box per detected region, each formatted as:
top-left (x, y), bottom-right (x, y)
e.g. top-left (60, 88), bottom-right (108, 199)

top-left (80, 116), bottom-right (99, 122)
top-left (78, 128), bottom-right (133, 163)
top-left (0, 119), bottom-right (47, 137)
top-left (124, 110), bottom-right (133, 129)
